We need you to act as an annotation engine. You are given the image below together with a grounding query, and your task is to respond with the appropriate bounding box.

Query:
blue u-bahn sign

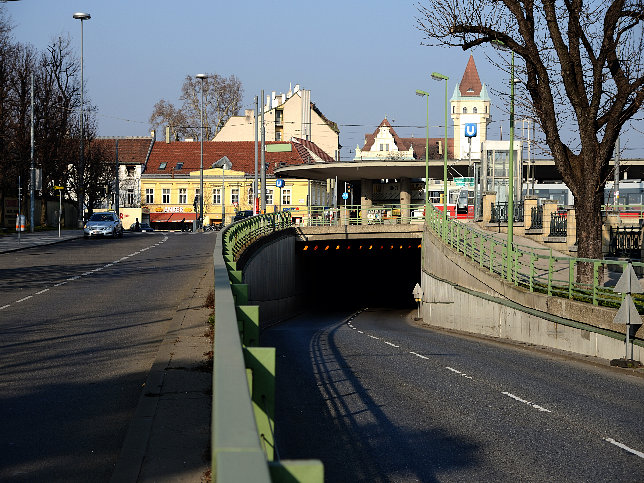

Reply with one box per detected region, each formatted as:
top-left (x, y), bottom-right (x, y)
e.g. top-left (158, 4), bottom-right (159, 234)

top-left (464, 123), bottom-right (477, 138)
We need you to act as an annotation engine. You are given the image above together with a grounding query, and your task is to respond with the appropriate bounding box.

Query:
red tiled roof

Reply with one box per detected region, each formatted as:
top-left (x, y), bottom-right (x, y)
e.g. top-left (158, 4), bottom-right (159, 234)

top-left (359, 119), bottom-right (454, 158)
top-left (144, 140), bottom-right (324, 175)
top-left (459, 55), bottom-right (482, 97)
top-left (292, 138), bottom-right (335, 162)
top-left (93, 137), bottom-right (154, 164)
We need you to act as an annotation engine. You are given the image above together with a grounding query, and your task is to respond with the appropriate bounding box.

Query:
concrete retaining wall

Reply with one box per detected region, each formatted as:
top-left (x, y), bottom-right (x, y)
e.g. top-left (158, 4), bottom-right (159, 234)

top-left (422, 226), bottom-right (643, 362)
top-left (240, 232), bottom-right (304, 327)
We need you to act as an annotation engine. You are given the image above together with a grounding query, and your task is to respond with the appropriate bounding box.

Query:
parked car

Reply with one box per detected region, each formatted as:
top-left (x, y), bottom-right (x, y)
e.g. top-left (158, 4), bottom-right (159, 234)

top-left (233, 210), bottom-right (254, 222)
top-left (130, 221), bottom-right (154, 232)
top-left (84, 212), bottom-right (123, 238)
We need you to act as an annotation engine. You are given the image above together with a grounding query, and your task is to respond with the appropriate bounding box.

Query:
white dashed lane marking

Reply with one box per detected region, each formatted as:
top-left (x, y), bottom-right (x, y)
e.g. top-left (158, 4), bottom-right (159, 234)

top-left (603, 438), bottom-right (644, 459)
top-left (446, 366), bottom-right (473, 379)
top-left (2, 236), bottom-right (168, 311)
top-left (502, 391), bottom-right (552, 413)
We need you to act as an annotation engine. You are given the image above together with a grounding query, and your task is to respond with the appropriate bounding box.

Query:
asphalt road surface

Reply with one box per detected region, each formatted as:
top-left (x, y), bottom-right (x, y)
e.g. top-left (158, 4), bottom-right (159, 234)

top-left (0, 231), bottom-right (215, 482)
top-left (262, 308), bottom-right (644, 482)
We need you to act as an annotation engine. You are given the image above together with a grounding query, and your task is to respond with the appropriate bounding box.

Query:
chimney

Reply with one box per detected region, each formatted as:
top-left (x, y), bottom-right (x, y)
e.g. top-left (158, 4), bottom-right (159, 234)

top-left (165, 126), bottom-right (170, 144)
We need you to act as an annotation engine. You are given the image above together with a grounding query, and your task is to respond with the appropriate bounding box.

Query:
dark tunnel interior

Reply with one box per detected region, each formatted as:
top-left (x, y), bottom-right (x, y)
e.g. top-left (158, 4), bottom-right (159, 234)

top-left (296, 238), bottom-right (422, 310)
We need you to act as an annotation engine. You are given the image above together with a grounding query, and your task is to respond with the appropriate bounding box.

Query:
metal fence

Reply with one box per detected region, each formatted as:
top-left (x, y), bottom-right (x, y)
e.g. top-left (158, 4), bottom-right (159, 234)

top-left (609, 226), bottom-right (642, 258)
top-left (490, 201), bottom-right (525, 223)
top-left (425, 203), bottom-right (644, 312)
top-left (529, 205), bottom-right (543, 229)
top-left (549, 211), bottom-right (568, 237)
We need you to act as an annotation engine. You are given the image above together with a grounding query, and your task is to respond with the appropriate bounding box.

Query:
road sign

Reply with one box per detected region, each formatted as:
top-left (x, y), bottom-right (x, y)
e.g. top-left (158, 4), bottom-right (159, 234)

top-left (412, 283), bottom-right (424, 302)
top-left (614, 263), bottom-right (643, 294)
top-left (464, 123), bottom-right (477, 138)
top-left (276, 179), bottom-right (285, 188)
top-left (613, 294), bottom-right (640, 325)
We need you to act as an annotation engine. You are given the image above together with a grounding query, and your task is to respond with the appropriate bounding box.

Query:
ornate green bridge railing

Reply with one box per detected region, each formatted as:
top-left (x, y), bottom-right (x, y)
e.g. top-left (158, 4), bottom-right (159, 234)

top-left (426, 203), bottom-right (644, 313)
top-left (213, 212), bottom-right (322, 482)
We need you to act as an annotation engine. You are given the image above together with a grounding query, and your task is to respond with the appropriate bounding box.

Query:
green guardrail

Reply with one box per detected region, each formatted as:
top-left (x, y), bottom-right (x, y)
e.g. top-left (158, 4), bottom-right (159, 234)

top-left (425, 203), bottom-right (644, 313)
top-left (213, 213), bottom-right (323, 482)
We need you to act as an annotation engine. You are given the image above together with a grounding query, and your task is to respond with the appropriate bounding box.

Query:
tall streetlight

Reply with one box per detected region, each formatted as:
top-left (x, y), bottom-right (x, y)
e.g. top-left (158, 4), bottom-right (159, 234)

top-left (73, 12), bottom-right (90, 227)
top-left (415, 89), bottom-right (430, 220)
top-left (431, 72), bottom-right (449, 239)
top-left (492, 40), bottom-right (518, 280)
top-left (196, 73), bottom-right (208, 229)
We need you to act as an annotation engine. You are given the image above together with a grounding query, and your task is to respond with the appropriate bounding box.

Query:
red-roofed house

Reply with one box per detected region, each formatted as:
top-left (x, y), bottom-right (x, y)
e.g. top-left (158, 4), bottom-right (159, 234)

top-left (93, 136), bottom-right (154, 228)
top-left (141, 139), bottom-right (333, 227)
top-left (354, 117), bottom-right (453, 161)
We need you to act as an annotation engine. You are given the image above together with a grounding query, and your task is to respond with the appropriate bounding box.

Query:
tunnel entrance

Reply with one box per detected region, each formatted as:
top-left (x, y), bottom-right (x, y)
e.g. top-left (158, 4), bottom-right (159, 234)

top-left (296, 238), bottom-right (421, 310)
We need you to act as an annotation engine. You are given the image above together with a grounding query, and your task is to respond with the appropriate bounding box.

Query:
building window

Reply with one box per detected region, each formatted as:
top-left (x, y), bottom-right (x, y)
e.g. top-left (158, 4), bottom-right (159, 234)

top-left (159, 162), bottom-right (167, 170)
top-left (231, 188), bottom-right (239, 205)
top-left (127, 189), bottom-right (135, 206)
top-left (266, 188), bottom-right (273, 205)
top-left (452, 106), bottom-right (455, 114)
top-left (473, 107), bottom-right (478, 114)
top-left (282, 188), bottom-right (291, 205)
top-left (463, 107), bottom-right (467, 114)
top-left (275, 131), bottom-right (282, 141)
top-left (127, 166), bottom-right (135, 178)
top-left (145, 188), bottom-right (154, 204)
top-left (247, 186), bottom-right (254, 204)
top-left (176, 162), bottom-right (183, 170)
top-left (213, 188), bottom-right (221, 204)
top-left (179, 188), bottom-right (187, 204)
top-left (162, 188), bottom-right (170, 204)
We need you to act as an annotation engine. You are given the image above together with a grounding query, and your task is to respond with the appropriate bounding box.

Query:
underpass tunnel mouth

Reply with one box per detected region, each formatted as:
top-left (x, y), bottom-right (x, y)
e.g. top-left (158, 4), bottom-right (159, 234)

top-left (296, 238), bottom-right (422, 310)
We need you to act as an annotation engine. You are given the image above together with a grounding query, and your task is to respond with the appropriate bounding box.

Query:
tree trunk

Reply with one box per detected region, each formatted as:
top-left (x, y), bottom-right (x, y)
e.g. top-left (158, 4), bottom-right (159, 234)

top-left (570, 152), bottom-right (606, 283)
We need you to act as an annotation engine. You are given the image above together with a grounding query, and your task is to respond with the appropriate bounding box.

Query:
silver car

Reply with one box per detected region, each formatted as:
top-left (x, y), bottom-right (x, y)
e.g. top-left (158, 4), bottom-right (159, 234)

top-left (83, 212), bottom-right (124, 238)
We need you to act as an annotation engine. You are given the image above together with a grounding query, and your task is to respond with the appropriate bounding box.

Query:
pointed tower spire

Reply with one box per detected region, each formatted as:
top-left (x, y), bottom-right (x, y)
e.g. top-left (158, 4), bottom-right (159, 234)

top-left (459, 55), bottom-right (482, 97)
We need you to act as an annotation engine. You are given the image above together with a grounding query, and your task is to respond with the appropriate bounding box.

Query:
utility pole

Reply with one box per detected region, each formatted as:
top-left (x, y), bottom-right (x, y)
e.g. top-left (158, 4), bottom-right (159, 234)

top-left (30, 73), bottom-right (35, 232)
top-left (254, 95), bottom-right (258, 214)
top-left (260, 90), bottom-right (266, 213)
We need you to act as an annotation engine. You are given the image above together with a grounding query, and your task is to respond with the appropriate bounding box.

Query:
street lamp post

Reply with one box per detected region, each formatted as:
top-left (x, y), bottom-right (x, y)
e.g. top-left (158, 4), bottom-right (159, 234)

top-left (73, 12), bottom-right (90, 228)
top-left (432, 72), bottom-right (449, 239)
top-left (415, 90), bottom-right (430, 221)
top-left (196, 73), bottom-right (208, 229)
top-left (492, 40), bottom-right (518, 280)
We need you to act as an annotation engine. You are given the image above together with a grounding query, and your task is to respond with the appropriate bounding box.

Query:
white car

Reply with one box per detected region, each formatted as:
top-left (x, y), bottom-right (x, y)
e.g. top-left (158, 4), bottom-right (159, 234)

top-left (84, 212), bottom-right (124, 238)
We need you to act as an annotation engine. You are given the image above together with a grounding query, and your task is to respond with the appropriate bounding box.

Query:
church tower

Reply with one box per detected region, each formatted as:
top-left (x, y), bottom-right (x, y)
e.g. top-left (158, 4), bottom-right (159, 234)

top-left (450, 55), bottom-right (491, 161)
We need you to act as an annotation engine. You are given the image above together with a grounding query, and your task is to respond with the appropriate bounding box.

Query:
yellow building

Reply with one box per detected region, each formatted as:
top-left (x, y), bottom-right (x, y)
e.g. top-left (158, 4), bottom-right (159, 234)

top-left (141, 139), bottom-right (333, 228)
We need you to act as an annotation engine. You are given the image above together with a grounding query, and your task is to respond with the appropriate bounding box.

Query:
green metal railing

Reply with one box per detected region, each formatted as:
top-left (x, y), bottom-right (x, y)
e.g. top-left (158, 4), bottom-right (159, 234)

top-left (213, 212), bottom-right (322, 482)
top-left (425, 203), bottom-right (644, 312)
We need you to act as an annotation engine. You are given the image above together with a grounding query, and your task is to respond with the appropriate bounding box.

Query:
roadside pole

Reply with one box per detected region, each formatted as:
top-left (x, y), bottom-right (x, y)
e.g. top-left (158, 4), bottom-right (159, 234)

top-left (55, 186), bottom-right (65, 237)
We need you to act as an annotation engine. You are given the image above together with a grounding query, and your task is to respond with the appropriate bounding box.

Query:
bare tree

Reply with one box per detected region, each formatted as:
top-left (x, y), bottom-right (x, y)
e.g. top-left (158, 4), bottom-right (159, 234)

top-left (417, 0), bottom-right (644, 279)
top-left (149, 99), bottom-right (186, 140)
top-left (149, 73), bottom-right (243, 141)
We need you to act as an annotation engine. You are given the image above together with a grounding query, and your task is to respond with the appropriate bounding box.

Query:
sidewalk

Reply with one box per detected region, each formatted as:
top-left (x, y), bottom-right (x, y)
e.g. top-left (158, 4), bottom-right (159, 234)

top-left (0, 229), bottom-right (84, 253)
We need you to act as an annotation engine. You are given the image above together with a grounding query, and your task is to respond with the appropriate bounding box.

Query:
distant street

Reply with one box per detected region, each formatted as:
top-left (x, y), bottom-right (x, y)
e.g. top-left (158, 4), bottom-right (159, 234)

top-left (0, 232), bottom-right (215, 482)
top-left (264, 309), bottom-right (644, 482)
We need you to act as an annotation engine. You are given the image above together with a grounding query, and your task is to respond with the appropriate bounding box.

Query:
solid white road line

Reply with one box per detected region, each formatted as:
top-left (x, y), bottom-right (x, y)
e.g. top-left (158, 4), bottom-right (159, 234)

top-left (384, 341), bottom-right (399, 348)
top-left (604, 438), bottom-right (644, 459)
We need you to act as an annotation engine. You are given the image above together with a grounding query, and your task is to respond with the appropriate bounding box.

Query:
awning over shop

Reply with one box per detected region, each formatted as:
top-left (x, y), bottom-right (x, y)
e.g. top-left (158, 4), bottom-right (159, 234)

top-left (149, 212), bottom-right (196, 223)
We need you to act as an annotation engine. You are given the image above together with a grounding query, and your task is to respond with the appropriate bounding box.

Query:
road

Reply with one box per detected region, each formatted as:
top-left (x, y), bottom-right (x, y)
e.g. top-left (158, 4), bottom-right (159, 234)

top-left (0, 231), bottom-right (215, 482)
top-left (262, 308), bottom-right (644, 482)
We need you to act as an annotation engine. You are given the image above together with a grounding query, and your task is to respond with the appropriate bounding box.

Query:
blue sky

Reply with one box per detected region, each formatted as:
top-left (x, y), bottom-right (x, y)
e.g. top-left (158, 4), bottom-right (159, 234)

top-left (5, 0), bottom-right (643, 160)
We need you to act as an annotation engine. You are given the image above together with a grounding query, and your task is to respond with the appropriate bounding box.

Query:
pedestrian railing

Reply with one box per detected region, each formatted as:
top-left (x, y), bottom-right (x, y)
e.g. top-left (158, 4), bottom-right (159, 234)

top-left (425, 203), bottom-right (644, 312)
top-left (213, 212), bottom-right (322, 482)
